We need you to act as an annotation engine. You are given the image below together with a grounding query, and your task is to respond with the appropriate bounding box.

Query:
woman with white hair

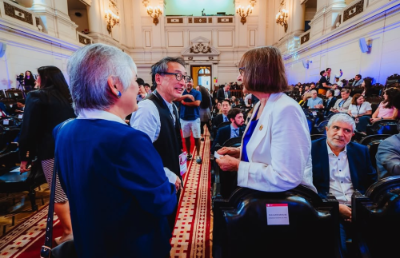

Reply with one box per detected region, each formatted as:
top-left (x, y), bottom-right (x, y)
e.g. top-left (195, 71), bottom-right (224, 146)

top-left (54, 43), bottom-right (177, 257)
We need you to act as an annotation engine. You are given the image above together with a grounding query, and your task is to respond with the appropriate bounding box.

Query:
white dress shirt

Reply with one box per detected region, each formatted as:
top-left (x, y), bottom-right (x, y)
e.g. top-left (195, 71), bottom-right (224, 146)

top-left (326, 142), bottom-right (354, 206)
top-left (348, 102), bottom-right (372, 116)
top-left (130, 94), bottom-right (178, 184)
top-left (244, 94), bottom-right (252, 106)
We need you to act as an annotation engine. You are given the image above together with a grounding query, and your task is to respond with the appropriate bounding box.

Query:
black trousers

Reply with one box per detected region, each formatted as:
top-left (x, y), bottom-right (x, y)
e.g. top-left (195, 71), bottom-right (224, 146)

top-left (167, 188), bottom-right (181, 234)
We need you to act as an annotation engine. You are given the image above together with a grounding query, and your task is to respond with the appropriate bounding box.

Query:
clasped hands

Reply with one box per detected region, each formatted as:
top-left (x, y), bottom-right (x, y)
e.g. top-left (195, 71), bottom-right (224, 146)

top-left (215, 147), bottom-right (240, 172)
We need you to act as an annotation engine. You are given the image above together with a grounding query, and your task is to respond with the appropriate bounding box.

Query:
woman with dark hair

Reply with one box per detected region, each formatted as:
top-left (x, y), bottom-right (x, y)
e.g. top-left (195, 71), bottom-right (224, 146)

top-left (370, 88), bottom-right (399, 123)
top-left (19, 66), bottom-right (75, 245)
top-left (348, 93), bottom-right (372, 133)
top-left (216, 46), bottom-right (316, 193)
top-left (23, 70), bottom-right (36, 92)
top-left (199, 85), bottom-right (212, 136)
top-left (361, 77), bottom-right (373, 97)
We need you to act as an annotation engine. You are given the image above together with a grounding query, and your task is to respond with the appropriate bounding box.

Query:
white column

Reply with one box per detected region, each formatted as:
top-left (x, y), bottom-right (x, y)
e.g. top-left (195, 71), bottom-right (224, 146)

top-left (292, 0), bottom-right (305, 36)
top-left (87, 0), bottom-right (102, 35)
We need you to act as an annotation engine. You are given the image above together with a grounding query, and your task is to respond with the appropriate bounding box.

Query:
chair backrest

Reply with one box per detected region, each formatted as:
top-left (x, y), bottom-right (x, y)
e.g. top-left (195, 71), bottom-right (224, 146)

top-left (352, 176), bottom-right (400, 258)
top-left (5, 89), bottom-right (24, 100)
top-left (217, 121), bottom-right (231, 129)
top-left (367, 119), bottom-right (399, 135)
top-left (0, 90), bottom-right (5, 99)
top-left (213, 186), bottom-right (343, 258)
top-left (311, 134), bottom-right (326, 141)
top-left (222, 137), bottom-right (242, 147)
top-left (358, 134), bottom-right (392, 145)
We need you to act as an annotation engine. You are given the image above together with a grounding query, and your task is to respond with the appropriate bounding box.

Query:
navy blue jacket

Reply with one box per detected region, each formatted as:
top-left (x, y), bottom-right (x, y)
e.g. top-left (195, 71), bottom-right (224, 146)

top-left (311, 138), bottom-right (377, 199)
top-left (54, 119), bottom-right (177, 258)
top-left (211, 124), bottom-right (245, 152)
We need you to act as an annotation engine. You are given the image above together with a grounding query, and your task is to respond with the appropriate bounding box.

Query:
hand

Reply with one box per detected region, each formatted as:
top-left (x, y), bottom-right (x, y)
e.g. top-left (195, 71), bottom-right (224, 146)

top-left (175, 177), bottom-right (183, 192)
top-left (217, 147), bottom-right (240, 158)
top-left (20, 160), bottom-right (31, 173)
top-left (339, 204), bottom-right (352, 222)
top-left (216, 155), bottom-right (240, 171)
top-left (17, 102), bottom-right (25, 108)
top-left (186, 95), bottom-right (195, 101)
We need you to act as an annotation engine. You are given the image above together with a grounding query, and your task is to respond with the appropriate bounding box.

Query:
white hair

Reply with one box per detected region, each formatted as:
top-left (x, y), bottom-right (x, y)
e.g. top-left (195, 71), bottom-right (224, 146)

top-left (67, 43), bottom-right (137, 114)
top-left (327, 113), bottom-right (356, 132)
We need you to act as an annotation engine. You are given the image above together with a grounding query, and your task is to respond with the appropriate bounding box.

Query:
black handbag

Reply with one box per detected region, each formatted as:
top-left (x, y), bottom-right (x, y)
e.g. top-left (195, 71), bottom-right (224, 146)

top-left (40, 119), bottom-right (77, 258)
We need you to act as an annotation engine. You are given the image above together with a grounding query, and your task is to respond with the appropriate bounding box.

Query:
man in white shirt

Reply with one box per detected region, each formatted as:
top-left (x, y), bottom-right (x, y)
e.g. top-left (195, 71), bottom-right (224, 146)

top-left (311, 114), bottom-right (377, 256)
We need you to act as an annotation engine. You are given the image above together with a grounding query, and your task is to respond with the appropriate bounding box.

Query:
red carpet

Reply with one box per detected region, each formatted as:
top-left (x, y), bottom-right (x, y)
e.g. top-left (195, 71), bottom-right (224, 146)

top-left (0, 130), bottom-right (212, 258)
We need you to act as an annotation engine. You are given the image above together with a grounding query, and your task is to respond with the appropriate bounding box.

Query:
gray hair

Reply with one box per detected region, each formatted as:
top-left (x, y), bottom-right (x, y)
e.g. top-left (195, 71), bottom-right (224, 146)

top-left (150, 57), bottom-right (185, 88)
top-left (327, 113), bottom-right (356, 132)
top-left (311, 89), bottom-right (317, 94)
top-left (67, 43), bottom-right (136, 114)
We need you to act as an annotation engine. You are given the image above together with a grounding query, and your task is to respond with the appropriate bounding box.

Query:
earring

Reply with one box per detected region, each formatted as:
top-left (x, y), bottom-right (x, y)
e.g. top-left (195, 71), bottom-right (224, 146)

top-left (117, 91), bottom-right (122, 98)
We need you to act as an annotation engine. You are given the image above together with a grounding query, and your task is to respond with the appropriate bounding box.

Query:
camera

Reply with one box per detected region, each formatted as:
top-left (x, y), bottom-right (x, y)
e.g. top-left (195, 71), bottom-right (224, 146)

top-left (16, 73), bottom-right (24, 82)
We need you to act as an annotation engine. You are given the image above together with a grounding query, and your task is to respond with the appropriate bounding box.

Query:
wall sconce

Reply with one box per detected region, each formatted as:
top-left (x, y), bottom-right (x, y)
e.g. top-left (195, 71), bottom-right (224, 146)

top-left (236, 5), bottom-right (253, 25)
top-left (147, 6), bottom-right (163, 26)
top-left (249, 0), bottom-right (256, 7)
top-left (275, 4), bottom-right (288, 32)
top-left (104, 9), bottom-right (120, 34)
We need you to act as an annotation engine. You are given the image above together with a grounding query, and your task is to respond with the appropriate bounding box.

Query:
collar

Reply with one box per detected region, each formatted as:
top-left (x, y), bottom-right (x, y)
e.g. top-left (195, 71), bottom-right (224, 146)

top-left (153, 91), bottom-right (173, 109)
top-left (77, 109), bottom-right (126, 125)
top-left (230, 124), bottom-right (238, 130)
top-left (326, 140), bottom-right (347, 156)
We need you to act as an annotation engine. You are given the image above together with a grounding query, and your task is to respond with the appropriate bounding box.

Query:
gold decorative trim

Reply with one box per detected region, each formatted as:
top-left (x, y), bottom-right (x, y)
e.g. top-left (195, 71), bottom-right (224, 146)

top-left (217, 17), bottom-right (233, 23)
top-left (343, 0), bottom-right (364, 22)
top-left (189, 18), bottom-right (192, 23)
top-left (4, 2), bottom-right (33, 25)
top-left (78, 35), bottom-right (91, 45)
top-left (167, 18), bottom-right (183, 23)
top-left (194, 18), bottom-right (207, 23)
top-left (300, 32), bottom-right (310, 45)
top-left (208, 17), bottom-right (212, 23)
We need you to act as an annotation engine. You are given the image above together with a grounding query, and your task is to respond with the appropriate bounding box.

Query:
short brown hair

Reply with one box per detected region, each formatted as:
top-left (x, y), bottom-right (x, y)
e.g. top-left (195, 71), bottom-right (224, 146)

top-left (238, 46), bottom-right (288, 93)
top-left (351, 93), bottom-right (363, 105)
top-left (227, 108), bottom-right (242, 121)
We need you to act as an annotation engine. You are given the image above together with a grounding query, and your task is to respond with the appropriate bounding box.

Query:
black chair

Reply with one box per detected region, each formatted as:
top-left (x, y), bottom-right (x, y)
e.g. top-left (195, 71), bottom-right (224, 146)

top-left (222, 137), bottom-right (242, 147)
top-left (352, 176), bottom-right (400, 258)
top-left (366, 119), bottom-right (398, 135)
top-left (359, 134), bottom-right (391, 170)
top-left (213, 186), bottom-right (343, 258)
top-left (311, 134), bottom-right (326, 141)
top-left (0, 154), bottom-right (46, 211)
top-left (5, 89), bottom-right (24, 101)
top-left (312, 119), bottom-right (329, 135)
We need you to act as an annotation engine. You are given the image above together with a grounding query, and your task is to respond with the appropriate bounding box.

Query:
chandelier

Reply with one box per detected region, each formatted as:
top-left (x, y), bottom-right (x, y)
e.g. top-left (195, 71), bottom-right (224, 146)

top-left (275, 0), bottom-right (288, 32)
top-left (236, 5), bottom-right (253, 25)
top-left (147, 6), bottom-right (163, 26)
top-left (104, 9), bottom-right (120, 34)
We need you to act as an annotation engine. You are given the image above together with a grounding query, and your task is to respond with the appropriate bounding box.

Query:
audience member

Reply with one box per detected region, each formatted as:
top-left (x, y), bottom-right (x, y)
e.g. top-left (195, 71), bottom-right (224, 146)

top-left (23, 70), bottom-right (35, 92)
top-left (19, 66), bottom-right (75, 245)
top-left (212, 99), bottom-right (231, 127)
top-left (307, 90), bottom-right (323, 109)
top-left (144, 83), bottom-right (151, 94)
top-left (216, 46), bottom-right (316, 193)
top-left (348, 94), bottom-right (372, 133)
top-left (361, 77), bottom-right (372, 97)
top-left (322, 89), bottom-right (337, 116)
top-left (317, 70), bottom-right (331, 95)
top-left (376, 121), bottom-right (400, 179)
top-left (311, 113), bottom-right (377, 256)
top-left (332, 84), bottom-right (341, 97)
top-left (370, 88), bottom-right (399, 123)
top-left (331, 88), bottom-right (352, 113)
top-left (211, 108), bottom-right (245, 152)
top-left (325, 68), bottom-right (332, 84)
top-left (56, 43), bottom-right (177, 257)
top-left (180, 78), bottom-right (202, 164)
top-left (352, 74), bottom-right (363, 87)
top-left (310, 82), bottom-right (316, 90)
top-left (130, 56), bottom-right (186, 232)
top-left (136, 78), bottom-right (147, 102)
top-left (217, 83), bottom-right (231, 101)
top-left (334, 75), bottom-right (343, 87)
top-left (198, 85), bottom-right (212, 139)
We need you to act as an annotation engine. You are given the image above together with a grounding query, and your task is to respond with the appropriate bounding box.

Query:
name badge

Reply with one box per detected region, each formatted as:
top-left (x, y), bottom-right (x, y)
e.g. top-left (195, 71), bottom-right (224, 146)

top-left (266, 204), bottom-right (289, 225)
top-left (18, 114), bottom-right (23, 119)
top-left (179, 152), bottom-right (187, 176)
top-left (3, 119), bottom-right (9, 125)
top-left (312, 111), bottom-right (317, 116)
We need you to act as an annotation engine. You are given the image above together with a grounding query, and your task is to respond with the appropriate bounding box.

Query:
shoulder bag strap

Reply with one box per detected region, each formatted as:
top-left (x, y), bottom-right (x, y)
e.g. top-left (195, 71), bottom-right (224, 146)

top-left (40, 118), bottom-right (75, 258)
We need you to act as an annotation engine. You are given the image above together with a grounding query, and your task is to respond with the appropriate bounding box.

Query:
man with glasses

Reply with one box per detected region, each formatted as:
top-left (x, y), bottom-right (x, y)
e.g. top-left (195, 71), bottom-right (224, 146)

top-left (180, 78), bottom-right (203, 164)
top-left (331, 88), bottom-right (352, 113)
top-left (130, 56), bottom-right (190, 232)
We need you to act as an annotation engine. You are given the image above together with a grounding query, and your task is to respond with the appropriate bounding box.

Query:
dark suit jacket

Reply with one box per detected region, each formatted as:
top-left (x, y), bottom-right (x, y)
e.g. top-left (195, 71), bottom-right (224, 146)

top-left (323, 97), bottom-right (337, 116)
top-left (311, 138), bottom-right (377, 199)
top-left (55, 119), bottom-right (176, 258)
top-left (18, 90), bottom-right (76, 161)
top-left (0, 102), bottom-right (9, 116)
top-left (217, 88), bottom-right (231, 101)
top-left (376, 134), bottom-right (400, 179)
top-left (212, 114), bottom-right (226, 128)
top-left (211, 124), bottom-right (245, 152)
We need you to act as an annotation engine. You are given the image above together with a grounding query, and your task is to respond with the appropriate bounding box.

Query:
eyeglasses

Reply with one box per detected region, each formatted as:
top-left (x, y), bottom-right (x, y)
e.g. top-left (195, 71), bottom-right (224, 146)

top-left (239, 67), bottom-right (245, 76)
top-left (159, 72), bottom-right (189, 82)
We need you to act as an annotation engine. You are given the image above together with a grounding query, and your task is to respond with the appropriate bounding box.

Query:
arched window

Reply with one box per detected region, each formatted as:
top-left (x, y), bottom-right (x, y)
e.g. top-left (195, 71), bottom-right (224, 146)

top-left (198, 68), bottom-right (210, 76)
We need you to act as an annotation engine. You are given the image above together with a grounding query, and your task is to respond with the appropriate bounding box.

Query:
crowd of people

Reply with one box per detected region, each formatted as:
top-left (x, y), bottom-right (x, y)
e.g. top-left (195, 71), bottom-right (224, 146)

top-left (4, 42), bottom-right (399, 257)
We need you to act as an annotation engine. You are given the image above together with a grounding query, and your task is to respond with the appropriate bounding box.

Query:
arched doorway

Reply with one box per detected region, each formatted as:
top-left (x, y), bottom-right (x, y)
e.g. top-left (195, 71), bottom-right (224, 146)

top-left (191, 65), bottom-right (212, 90)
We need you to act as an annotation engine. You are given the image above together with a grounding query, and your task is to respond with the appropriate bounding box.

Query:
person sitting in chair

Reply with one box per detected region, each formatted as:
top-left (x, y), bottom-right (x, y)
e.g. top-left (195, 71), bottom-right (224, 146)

top-left (211, 108), bottom-right (245, 153)
top-left (311, 113), bottom-right (377, 256)
top-left (212, 99), bottom-right (231, 127)
top-left (375, 121), bottom-right (400, 179)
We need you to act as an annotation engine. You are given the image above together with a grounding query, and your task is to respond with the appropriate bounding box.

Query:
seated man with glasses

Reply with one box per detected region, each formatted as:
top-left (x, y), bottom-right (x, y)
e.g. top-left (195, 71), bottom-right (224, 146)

top-left (331, 88), bottom-right (352, 113)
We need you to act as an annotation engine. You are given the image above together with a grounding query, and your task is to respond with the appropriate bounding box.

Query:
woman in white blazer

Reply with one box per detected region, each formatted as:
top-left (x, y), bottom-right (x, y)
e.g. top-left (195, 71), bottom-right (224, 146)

top-left (216, 46), bottom-right (316, 193)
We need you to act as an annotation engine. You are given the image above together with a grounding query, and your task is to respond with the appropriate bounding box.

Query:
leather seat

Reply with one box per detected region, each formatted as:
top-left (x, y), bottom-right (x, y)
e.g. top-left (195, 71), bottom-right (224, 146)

top-left (213, 186), bottom-right (343, 258)
top-left (311, 134), bottom-right (326, 141)
top-left (352, 175), bottom-right (400, 258)
top-left (366, 119), bottom-right (398, 135)
top-left (359, 134), bottom-right (392, 170)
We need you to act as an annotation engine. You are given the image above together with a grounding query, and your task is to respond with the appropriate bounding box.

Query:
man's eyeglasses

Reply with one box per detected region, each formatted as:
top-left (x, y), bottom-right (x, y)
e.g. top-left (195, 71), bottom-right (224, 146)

top-left (159, 72), bottom-right (189, 82)
top-left (239, 67), bottom-right (245, 76)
